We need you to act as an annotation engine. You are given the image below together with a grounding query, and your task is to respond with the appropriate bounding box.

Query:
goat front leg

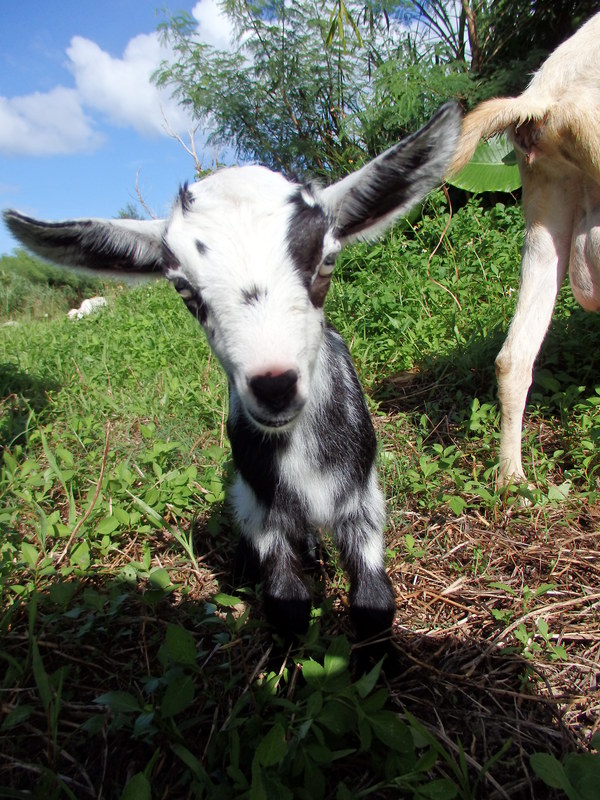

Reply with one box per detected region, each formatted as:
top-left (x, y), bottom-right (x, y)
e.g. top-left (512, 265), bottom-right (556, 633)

top-left (335, 474), bottom-right (395, 640)
top-left (495, 171), bottom-right (573, 486)
top-left (230, 477), bottom-right (312, 635)
top-left (235, 529), bottom-right (312, 635)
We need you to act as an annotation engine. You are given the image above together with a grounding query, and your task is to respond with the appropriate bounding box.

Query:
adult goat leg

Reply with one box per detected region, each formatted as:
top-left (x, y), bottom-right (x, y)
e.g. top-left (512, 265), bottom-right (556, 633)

top-left (496, 170), bottom-right (574, 485)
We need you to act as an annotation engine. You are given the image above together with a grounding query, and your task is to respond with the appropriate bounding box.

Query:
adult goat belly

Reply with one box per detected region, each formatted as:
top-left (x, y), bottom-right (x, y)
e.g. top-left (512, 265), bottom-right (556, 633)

top-left (570, 192), bottom-right (600, 311)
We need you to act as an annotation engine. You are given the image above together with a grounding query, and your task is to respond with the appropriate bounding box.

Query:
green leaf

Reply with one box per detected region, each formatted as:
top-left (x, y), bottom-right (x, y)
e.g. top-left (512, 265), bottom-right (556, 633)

top-left (530, 753), bottom-right (572, 792)
top-left (306, 691), bottom-right (323, 718)
top-left (324, 636), bottom-right (351, 675)
top-left (370, 711), bottom-right (413, 752)
top-left (1, 704), bottom-right (33, 731)
top-left (300, 659), bottom-right (325, 686)
top-left (121, 772), bottom-right (151, 800)
top-left (447, 495), bottom-right (467, 516)
top-left (354, 657), bottom-right (384, 699)
top-left (255, 722), bottom-right (287, 767)
top-left (49, 581), bottom-right (76, 607)
top-left (171, 743), bottom-right (209, 780)
top-left (213, 592), bottom-right (242, 607)
top-left (164, 624), bottom-right (197, 665)
top-left (95, 691), bottom-right (141, 713)
top-left (96, 515), bottom-right (121, 535)
top-left (448, 136), bottom-right (521, 193)
top-left (564, 752), bottom-right (600, 799)
top-left (161, 674), bottom-right (195, 718)
top-left (20, 542), bottom-right (39, 568)
top-left (318, 700), bottom-right (356, 736)
top-left (547, 481), bottom-right (571, 502)
top-left (70, 540), bottom-right (90, 569)
top-left (415, 778), bottom-right (459, 799)
top-left (148, 567), bottom-right (171, 590)
top-left (127, 491), bottom-right (165, 528)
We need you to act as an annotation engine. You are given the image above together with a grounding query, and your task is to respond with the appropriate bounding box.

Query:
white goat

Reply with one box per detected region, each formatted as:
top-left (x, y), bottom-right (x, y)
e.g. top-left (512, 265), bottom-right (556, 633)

top-left (4, 105), bottom-right (461, 638)
top-left (67, 296), bottom-right (107, 319)
top-left (448, 12), bottom-right (600, 486)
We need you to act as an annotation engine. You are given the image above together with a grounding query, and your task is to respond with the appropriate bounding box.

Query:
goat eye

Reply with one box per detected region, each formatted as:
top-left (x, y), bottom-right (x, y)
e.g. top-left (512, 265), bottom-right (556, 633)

top-left (319, 253), bottom-right (337, 277)
top-left (171, 276), bottom-right (208, 324)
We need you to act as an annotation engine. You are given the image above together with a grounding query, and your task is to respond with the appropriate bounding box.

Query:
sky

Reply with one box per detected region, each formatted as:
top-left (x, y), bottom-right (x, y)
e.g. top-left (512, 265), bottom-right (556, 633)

top-left (0, 0), bottom-right (237, 255)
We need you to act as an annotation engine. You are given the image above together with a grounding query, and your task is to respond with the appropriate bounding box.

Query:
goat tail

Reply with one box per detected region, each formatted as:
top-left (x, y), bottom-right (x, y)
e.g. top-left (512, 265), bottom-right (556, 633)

top-left (447, 95), bottom-right (547, 176)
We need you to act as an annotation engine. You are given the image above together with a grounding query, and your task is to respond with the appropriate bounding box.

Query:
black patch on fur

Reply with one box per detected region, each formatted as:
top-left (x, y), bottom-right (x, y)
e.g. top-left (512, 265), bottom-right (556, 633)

top-left (161, 240), bottom-right (181, 271)
top-left (227, 403), bottom-right (293, 508)
top-left (242, 285), bottom-right (265, 305)
top-left (348, 566), bottom-right (395, 640)
top-left (336, 149), bottom-right (424, 238)
top-left (287, 190), bottom-right (331, 308)
top-left (169, 273), bottom-right (207, 324)
top-left (2, 211), bottom-right (166, 273)
top-left (178, 183), bottom-right (194, 215)
top-left (315, 325), bottom-right (377, 483)
top-left (195, 239), bottom-right (207, 256)
top-left (333, 105), bottom-right (460, 240)
top-left (232, 537), bottom-right (262, 588)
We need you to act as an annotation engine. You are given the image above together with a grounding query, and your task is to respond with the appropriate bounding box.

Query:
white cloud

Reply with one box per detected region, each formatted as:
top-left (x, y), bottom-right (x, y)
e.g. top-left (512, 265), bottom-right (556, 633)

top-left (0, 86), bottom-right (103, 156)
top-left (66, 33), bottom-right (194, 138)
top-left (0, 1), bottom-right (238, 158)
top-left (192, 0), bottom-right (237, 50)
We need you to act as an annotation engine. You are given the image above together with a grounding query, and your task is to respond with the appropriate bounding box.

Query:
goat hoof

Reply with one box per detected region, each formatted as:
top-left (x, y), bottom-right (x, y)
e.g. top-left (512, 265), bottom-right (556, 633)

top-left (497, 476), bottom-right (536, 508)
top-left (350, 572), bottom-right (395, 641)
top-left (264, 593), bottom-right (312, 636)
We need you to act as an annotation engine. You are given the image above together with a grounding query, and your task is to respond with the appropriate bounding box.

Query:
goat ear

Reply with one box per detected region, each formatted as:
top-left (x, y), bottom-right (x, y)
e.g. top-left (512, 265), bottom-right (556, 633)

top-left (3, 210), bottom-right (167, 274)
top-left (321, 103), bottom-right (462, 243)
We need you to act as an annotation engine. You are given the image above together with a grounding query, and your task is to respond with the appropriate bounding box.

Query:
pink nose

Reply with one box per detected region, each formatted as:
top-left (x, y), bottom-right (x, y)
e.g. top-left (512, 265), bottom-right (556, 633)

top-left (249, 369), bottom-right (298, 413)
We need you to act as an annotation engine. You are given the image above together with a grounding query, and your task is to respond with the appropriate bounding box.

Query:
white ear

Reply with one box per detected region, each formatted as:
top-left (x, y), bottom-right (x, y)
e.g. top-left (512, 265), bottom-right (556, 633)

top-left (321, 103), bottom-right (462, 243)
top-left (3, 210), bottom-right (167, 274)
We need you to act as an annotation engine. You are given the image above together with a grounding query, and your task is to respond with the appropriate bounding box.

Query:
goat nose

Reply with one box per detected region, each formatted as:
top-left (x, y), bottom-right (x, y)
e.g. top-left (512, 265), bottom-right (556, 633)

top-left (249, 369), bottom-right (299, 412)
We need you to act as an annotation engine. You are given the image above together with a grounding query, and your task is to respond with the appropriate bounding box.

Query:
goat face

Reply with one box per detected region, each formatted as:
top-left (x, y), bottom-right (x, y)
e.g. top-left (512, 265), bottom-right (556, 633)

top-left (162, 167), bottom-right (341, 432)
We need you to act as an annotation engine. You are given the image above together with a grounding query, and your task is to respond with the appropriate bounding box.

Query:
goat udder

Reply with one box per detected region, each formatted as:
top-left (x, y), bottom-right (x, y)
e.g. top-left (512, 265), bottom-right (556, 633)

top-left (570, 212), bottom-right (600, 310)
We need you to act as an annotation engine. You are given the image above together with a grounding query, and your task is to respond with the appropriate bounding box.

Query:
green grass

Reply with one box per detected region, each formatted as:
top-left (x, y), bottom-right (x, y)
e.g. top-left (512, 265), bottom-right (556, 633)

top-left (1, 195), bottom-right (599, 799)
top-left (0, 250), bottom-right (106, 322)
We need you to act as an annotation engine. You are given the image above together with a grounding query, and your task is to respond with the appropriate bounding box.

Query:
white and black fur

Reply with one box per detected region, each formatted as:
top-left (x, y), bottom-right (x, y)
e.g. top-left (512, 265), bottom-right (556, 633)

top-left (4, 104), bottom-right (461, 638)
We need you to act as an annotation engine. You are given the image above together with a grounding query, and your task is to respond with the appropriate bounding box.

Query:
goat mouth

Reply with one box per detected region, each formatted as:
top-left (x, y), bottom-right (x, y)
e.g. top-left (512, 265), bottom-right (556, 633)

top-left (245, 408), bottom-right (301, 432)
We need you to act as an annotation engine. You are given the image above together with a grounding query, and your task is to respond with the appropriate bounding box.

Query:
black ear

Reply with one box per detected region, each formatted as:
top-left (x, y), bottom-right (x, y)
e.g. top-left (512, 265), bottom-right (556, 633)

top-left (321, 103), bottom-right (462, 242)
top-left (3, 210), bottom-right (167, 274)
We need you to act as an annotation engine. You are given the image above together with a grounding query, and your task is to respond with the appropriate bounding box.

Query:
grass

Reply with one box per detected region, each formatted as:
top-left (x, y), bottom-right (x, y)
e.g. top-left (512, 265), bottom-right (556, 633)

top-left (1, 194), bottom-right (599, 799)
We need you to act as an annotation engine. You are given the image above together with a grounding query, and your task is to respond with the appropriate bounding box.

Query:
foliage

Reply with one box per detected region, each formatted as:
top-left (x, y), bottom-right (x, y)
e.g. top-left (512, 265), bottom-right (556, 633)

top-left (153, 1), bottom-right (600, 185)
top-left (357, 50), bottom-right (473, 157)
top-left (473, 0), bottom-right (599, 93)
top-left (447, 135), bottom-right (521, 193)
top-left (154, 1), bottom-right (472, 177)
top-left (405, 1), bottom-right (599, 95)
top-left (1, 199), bottom-right (599, 797)
top-left (531, 739), bottom-right (600, 800)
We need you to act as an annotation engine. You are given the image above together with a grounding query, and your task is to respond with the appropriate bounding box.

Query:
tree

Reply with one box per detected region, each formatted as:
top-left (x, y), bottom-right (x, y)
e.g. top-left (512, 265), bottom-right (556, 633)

top-left (154, 0), bottom-right (446, 178)
top-left (407, 0), bottom-right (599, 96)
top-left (154, 1), bottom-right (598, 182)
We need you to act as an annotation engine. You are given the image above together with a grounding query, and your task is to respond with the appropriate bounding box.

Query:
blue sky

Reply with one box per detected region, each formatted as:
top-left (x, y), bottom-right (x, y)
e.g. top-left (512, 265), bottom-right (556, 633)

top-left (0, 0), bottom-right (235, 255)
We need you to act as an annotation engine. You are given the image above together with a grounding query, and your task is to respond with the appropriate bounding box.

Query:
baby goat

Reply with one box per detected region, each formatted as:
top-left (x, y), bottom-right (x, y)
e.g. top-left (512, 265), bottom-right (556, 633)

top-left (4, 104), bottom-right (461, 638)
top-left (448, 12), bottom-right (600, 486)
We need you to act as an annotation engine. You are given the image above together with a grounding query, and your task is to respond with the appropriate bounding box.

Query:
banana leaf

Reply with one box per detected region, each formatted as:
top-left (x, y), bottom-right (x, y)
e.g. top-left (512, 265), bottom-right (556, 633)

top-left (448, 135), bottom-right (521, 193)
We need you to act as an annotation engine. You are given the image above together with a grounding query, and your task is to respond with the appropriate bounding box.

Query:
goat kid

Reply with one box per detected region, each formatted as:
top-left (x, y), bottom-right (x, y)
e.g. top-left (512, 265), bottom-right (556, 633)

top-left (5, 104), bottom-right (461, 639)
top-left (448, 12), bottom-right (600, 487)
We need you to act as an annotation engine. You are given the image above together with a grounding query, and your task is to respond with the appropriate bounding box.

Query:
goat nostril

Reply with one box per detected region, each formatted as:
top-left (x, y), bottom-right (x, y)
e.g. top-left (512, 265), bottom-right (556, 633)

top-left (249, 369), bottom-right (299, 412)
